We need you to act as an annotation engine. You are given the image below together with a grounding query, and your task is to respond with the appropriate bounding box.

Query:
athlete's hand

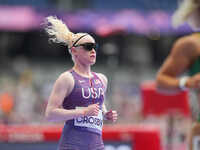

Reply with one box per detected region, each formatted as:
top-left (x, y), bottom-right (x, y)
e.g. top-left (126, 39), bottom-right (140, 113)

top-left (104, 110), bottom-right (118, 123)
top-left (84, 103), bottom-right (100, 116)
top-left (186, 73), bottom-right (200, 89)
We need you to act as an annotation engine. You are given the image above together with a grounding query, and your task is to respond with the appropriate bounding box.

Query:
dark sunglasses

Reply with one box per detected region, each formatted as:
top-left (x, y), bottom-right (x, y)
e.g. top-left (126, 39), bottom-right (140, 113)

top-left (74, 43), bottom-right (98, 51)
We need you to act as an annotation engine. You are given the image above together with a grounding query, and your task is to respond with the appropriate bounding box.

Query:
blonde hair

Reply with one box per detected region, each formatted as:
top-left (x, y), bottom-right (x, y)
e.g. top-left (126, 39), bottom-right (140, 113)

top-left (172, 0), bottom-right (199, 28)
top-left (44, 16), bottom-right (88, 49)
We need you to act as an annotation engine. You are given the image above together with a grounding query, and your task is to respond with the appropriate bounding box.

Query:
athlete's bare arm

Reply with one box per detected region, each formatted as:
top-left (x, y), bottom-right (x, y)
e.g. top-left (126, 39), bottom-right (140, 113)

top-left (96, 73), bottom-right (108, 114)
top-left (156, 35), bottom-right (199, 92)
top-left (97, 73), bottom-right (118, 122)
top-left (45, 72), bottom-right (100, 122)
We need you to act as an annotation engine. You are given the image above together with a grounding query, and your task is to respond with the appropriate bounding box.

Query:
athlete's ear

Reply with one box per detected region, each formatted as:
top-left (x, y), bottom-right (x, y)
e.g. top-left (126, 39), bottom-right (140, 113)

top-left (70, 47), bottom-right (77, 55)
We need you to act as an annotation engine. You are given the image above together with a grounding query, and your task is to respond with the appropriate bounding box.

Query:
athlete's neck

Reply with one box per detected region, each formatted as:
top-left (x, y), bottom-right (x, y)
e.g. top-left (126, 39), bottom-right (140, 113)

top-left (73, 64), bottom-right (92, 78)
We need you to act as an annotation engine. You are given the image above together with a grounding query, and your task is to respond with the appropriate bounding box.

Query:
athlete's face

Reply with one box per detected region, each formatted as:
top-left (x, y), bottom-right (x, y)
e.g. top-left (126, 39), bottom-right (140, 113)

top-left (72, 35), bottom-right (97, 65)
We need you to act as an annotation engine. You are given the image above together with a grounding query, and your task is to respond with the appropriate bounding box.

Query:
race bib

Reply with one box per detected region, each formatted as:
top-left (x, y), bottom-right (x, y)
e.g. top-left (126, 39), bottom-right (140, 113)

top-left (74, 107), bottom-right (103, 132)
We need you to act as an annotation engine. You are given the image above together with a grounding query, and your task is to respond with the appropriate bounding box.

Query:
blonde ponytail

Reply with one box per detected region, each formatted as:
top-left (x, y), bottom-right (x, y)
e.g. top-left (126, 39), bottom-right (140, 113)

top-left (172, 0), bottom-right (198, 28)
top-left (44, 16), bottom-right (75, 47)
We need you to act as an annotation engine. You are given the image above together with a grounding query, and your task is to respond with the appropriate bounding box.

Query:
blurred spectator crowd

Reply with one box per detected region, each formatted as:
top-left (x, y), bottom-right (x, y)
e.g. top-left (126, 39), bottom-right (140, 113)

top-left (0, 56), bottom-right (145, 125)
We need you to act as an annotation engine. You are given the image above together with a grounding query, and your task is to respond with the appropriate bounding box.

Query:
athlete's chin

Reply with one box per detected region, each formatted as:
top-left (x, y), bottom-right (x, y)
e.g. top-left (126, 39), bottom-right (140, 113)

top-left (90, 61), bottom-right (96, 65)
top-left (89, 60), bottom-right (96, 65)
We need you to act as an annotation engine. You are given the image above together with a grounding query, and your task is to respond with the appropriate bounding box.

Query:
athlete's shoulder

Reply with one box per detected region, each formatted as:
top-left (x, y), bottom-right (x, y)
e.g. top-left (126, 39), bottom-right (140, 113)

top-left (95, 73), bottom-right (107, 80)
top-left (57, 71), bottom-right (74, 84)
top-left (171, 34), bottom-right (199, 57)
top-left (95, 73), bottom-right (108, 85)
top-left (175, 34), bottom-right (196, 45)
